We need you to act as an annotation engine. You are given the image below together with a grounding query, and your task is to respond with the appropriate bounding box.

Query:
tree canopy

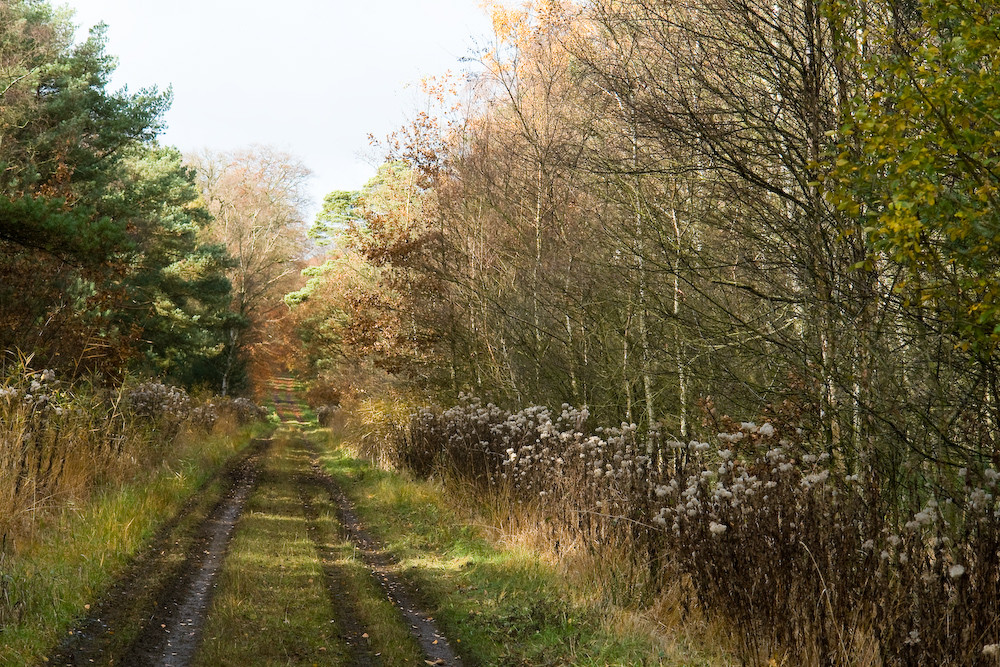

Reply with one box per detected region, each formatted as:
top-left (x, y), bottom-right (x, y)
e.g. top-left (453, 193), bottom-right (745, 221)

top-left (290, 0), bottom-right (1000, 510)
top-left (0, 0), bottom-right (233, 388)
top-left (832, 0), bottom-right (1000, 354)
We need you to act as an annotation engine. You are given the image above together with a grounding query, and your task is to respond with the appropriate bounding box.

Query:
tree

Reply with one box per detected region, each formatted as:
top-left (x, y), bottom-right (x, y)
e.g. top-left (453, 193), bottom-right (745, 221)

top-left (290, 162), bottom-right (447, 387)
top-left (834, 0), bottom-right (1000, 354)
top-left (827, 0), bottom-right (1000, 473)
top-left (118, 146), bottom-right (234, 387)
top-left (190, 146), bottom-right (310, 394)
top-left (289, 0), bottom-right (1000, 494)
top-left (310, 189), bottom-right (360, 246)
top-left (0, 1), bottom-right (217, 379)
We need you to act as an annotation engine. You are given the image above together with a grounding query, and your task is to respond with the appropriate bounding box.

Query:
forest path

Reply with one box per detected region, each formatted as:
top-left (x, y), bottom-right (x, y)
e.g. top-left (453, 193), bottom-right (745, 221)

top-left (48, 379), bottom-right (462, 666)
top-left (267, 378), bottom-right (463, 666)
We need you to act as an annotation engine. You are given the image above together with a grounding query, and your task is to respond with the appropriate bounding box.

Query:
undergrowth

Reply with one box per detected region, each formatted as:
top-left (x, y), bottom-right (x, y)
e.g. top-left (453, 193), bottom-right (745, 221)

top-left (0, 363), bottom-right (266, 547)
top-left (369, 396), bottom-right (1000, 665)
top-left (324, 419), bottom-right (729, 665)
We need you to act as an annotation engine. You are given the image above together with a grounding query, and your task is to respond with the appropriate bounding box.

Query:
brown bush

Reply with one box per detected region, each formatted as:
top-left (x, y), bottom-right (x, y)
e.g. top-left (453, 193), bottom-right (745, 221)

top-left (395, 397), bottom-right (1000, 665)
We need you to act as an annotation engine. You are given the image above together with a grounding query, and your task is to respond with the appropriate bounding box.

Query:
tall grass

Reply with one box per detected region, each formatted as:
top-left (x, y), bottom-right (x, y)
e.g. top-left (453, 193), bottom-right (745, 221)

top-left (327, 391), bottom-right (424, 470)
top-left (386, 396), bottom-right (1000, 665)
top-left (0, 360), bottom-right (270, 662)
top-left (1, 367), bottom-right (139, 547)
top-left (0, 365), bottom-right (267, 548)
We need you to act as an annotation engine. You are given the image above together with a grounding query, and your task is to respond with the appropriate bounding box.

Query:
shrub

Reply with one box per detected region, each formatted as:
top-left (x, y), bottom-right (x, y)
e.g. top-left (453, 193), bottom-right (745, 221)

top-left (227, 397), bottom-right (268, 424)
top-left (124, 383), bottom-right (268, 435)
top-left (1, 367), bottom-right (141, 545)
top-left (315, 404), bottom-right (338, 427)
top-left (124, 382), bottom-right (193, 438)
top-left (394, 397), bottom-right (1000, 665)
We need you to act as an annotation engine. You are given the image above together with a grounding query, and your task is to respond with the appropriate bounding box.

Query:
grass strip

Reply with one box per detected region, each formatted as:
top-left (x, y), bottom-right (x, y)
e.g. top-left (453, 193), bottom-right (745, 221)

top-left (0, 424), bottom-right (266, 666)
top-left (195, 432), bottom-right (425, 666)
top-left (318, 432), bottom-right (726, 667)
top-left (293, 437), bottom-right (425, 665)
top-left (194, 434), bottom-right (345, 665)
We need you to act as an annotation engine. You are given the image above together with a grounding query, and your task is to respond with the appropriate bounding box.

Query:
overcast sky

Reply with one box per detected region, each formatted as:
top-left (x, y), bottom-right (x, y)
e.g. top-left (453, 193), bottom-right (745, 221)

top-left (66, 0), bottom-right (493, 215)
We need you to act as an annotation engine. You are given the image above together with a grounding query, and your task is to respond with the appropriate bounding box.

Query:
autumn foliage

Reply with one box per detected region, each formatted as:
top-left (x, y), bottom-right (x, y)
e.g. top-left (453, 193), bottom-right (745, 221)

top-left (292, 0), bottom-right (1000, 663)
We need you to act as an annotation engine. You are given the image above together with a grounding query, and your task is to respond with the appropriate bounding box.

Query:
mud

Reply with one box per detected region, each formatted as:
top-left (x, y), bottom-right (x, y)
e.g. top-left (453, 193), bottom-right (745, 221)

top-left (126, 458), bottom-right (260, 666)
top-left (47, 439), bottom-right (269, 666)
top-left (299, 440), bottom-right (464, 667)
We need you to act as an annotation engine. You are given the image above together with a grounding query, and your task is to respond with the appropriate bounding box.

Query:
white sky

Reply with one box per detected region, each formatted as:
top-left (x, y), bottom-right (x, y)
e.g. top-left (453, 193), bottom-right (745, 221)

top-left (65, 0), bottom-right (493, 216)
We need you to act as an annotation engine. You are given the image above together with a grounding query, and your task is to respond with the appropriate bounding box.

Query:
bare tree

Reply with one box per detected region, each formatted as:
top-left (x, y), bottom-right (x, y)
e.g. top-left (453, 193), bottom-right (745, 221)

top-left (189, 146), bottom-right (310, 394)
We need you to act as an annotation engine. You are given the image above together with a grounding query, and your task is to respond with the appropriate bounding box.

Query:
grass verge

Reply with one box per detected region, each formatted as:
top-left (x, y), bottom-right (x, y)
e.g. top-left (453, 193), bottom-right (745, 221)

top-left (0, 422), bottom-right (269, 666)
top-left (318, 428), bottom-right (730, 666)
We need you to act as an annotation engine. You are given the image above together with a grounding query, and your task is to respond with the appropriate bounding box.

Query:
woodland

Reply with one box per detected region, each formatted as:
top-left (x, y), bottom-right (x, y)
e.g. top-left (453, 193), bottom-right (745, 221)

top-left (4, 0), bottom-right (1000, 664)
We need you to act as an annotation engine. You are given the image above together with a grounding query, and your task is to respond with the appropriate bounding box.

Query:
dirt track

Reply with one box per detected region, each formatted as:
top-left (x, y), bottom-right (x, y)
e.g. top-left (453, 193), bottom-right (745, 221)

top-left (48, 382), bottom-right (462, 666)
top-left (298, 441), bottom-right (461, 667)
top-left (128, 459), bottom-right (259, 666)
top-left (272, 379), bottom-right (462, 666)
top-left (48, 439), bottom-right (269, 666)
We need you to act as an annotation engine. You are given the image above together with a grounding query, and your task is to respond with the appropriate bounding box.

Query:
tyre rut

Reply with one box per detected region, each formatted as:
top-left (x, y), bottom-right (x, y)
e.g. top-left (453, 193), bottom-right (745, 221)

top-left (297, 437), bottom-right (463, 667)
top-left (132, 454), bottom-right (261, 666)
top-left (296, 464), bottom-right (379, 666)
top-left (47, 438), bottom-right (270, 666)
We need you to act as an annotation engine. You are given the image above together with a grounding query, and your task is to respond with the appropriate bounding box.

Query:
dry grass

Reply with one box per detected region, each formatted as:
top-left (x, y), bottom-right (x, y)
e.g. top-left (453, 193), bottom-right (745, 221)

top-left (385, 397), bottom-right (1000, 665)
top-left (447, 481), bottom-right (738, 665)
top-left (334, 412), bottom-right (736, 665)
top-left (1, 375), bottom-right (140, 547)
top-left (332, 392), bottom-right (424, 470)
top-left (0, 367), bottom-right (268, 549)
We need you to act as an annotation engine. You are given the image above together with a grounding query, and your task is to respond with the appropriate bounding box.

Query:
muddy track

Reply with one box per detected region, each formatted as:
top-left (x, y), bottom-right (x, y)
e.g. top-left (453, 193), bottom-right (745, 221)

top-left (47, 379), bottom-right (462, 667)
top-left (122, 449), bottom-right (263, 667)
top-left (296, 469), bottom-right (378, 666)
top-left (274, 377), bottom-right (462, 665)
top-left (297, 438), bottom-right (463, 667)
top-left (270, 378), bottom-right (302, 423)
top-left (47, 439), bottom-right (270, 666)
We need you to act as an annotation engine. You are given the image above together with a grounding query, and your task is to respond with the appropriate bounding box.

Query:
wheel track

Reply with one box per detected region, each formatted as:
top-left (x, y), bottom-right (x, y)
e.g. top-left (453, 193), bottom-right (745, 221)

top-left (270, 377), bottom-right (462, 666)
top-left (47, 438), bottom-right (271, 666)
top-left (295, 461), bottom-right (379, 667)
top-left (121, 443), bottom-right (268, 666)
top-left (296, 437), bottom-right (463, 667)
